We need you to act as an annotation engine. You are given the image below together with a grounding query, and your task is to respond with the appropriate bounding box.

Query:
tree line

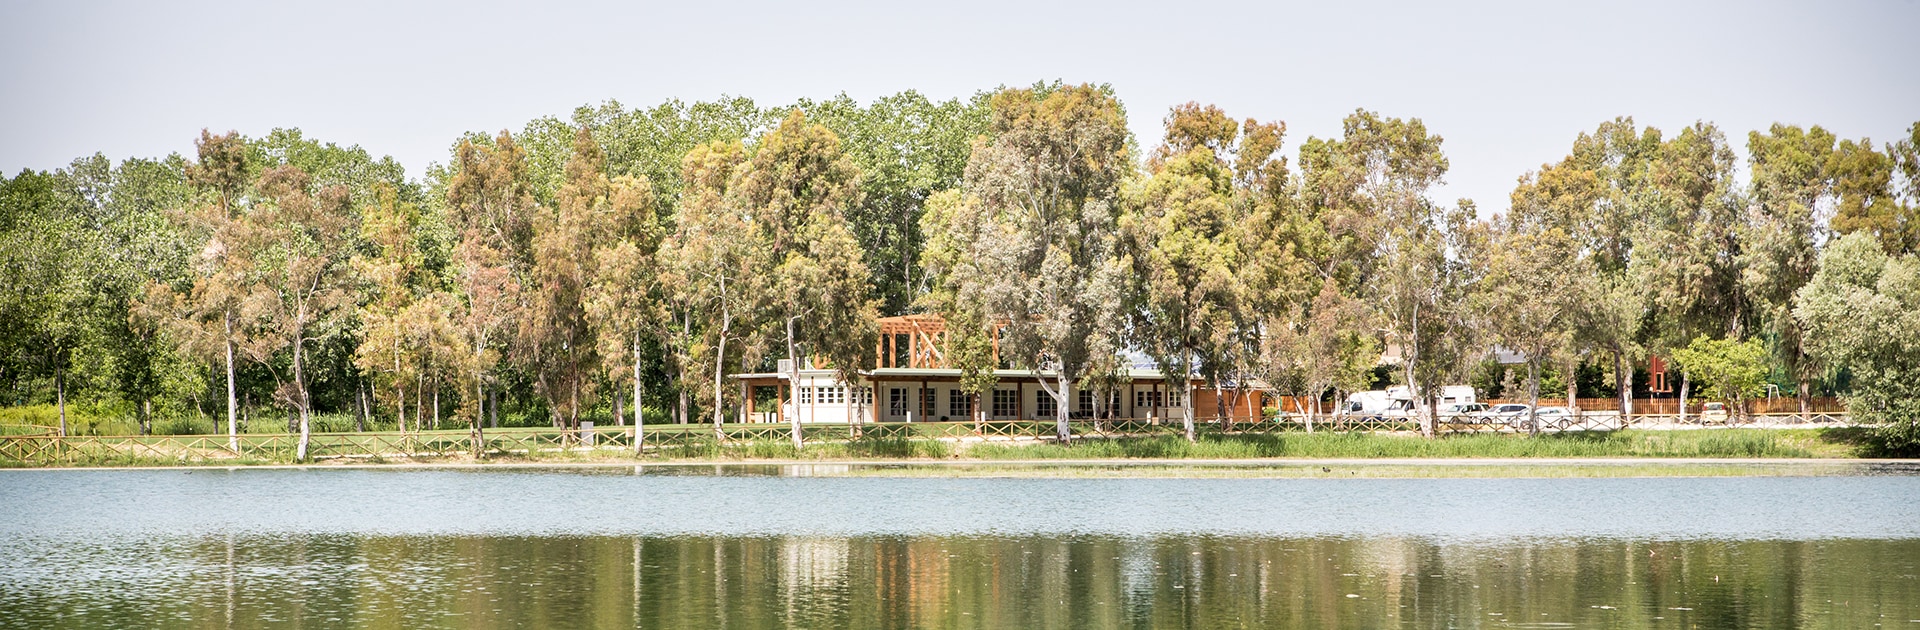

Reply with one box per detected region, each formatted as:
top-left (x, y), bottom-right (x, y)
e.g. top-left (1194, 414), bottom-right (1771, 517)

top-left (5, 83), bottom-right (1919, 453)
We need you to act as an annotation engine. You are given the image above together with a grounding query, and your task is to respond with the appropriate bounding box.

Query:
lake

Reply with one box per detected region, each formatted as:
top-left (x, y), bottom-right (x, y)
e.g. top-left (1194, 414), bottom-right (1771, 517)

top-left (3, 464), bottom-right (1918, 628)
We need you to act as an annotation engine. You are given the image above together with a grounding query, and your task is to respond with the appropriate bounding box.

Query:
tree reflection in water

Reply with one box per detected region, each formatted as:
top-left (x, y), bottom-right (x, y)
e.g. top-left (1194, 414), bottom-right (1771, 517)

top-left (1, 533), bottom-right (1915, 629)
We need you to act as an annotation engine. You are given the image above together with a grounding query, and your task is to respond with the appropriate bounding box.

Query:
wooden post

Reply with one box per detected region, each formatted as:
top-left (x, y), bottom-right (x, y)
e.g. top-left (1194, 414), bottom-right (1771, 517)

top-left (745, 383), bottom-right (756, 424)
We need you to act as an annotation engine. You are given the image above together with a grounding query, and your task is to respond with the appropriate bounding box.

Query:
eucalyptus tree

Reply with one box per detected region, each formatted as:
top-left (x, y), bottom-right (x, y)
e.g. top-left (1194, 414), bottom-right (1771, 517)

top-left (352, 184), bottom-right (432, 432)
top-left (662, 140), bottom-right (757, 440)
top-left (1299, 110), bottom-right (1469, 436)
top-left (732, 111), bottom-right (878, 448)
top-left (934, 84), bottom-right (1132, 442)
top-left (1479, 214), bottom-right (1579, 434)
top-left (232, 164), bottom-right (357, 460)
top-left (1518, 118), bottom-right (1661, 416)
top-left (1632, 123), bottom-right (1746, 418)
top-left (1742, 124), bottom-right (1837, 418)
top-left (1122, 103), bottom-right (1269, 441)
top-left (919, 189), bottom-right (1003, 426)
top-left (445, 131), bottom-right (536, 439)
top-left (559, 125), bottom-right (663, 441)
top-left (1827, 134), bottom-right (1909, 253)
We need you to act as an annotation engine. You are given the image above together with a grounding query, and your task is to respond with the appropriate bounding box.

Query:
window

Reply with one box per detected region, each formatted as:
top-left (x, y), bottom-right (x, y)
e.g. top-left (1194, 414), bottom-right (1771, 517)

top-left (889, 388), bottom-right (908, 416)
top-left (1134, 390), bottom-right (1164, 409)
top-left (819, 386), bottom-right (844, 404)
top-left (1078, 390), bottom-right (1094, 413)
top-left (950, 389), bottom-right (971, 417)
top-left (920, 388), bottom-right (935, 419)
top-left (797, 386), bottom-right (812, 405)
top-left (1167, 389), bottom-right (1184, 407)
top-left (1035, 390), bottom-right (1056, 418)
top-left (853, 387), bottom-right (873, 405)
top-left (992, 389), bottom-right (1018, 418)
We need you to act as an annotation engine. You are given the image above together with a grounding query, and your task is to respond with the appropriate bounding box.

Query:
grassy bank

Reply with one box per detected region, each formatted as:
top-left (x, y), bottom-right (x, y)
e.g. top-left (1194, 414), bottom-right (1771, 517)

top-left (965, 429), bottom-right (1856, 460)
top-left (3, 427), bottom-right (1879, 468)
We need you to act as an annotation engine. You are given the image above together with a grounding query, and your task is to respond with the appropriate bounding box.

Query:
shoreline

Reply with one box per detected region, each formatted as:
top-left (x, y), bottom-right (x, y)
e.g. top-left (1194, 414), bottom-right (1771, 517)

top-left (6, 457), bottom-right (1916, 478)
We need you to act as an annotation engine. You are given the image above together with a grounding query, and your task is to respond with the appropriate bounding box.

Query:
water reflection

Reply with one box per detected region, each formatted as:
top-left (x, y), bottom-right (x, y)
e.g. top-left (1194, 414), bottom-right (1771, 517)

top-left (1, 533), bottom-right (1915, 629)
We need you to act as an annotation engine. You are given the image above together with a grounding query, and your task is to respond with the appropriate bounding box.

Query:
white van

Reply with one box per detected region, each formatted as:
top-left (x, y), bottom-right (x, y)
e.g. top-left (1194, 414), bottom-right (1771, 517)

top-left (1343, 385), bottom-right (1476, 420)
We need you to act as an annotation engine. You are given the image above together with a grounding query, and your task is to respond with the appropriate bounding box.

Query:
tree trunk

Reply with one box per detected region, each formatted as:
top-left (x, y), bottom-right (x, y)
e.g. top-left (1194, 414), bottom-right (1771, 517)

top-left (141, 399), bottom-right (152, 436)
top-left (355, 382), bottom-right (368, 433)
top-left (472, 375), bottom-right (485, 458)
top-left (1406, 358), bottom-right (1430, 438)
top-left (55, 368), bottom-right (67, 437)
top-left (786, 316), bottom-right (803, 450)
top-left (1798, 373), bottom-right (1811, 423)
top-left (1056, 375), bottom-right (1073, 443)
top-left (489, 388), bottom-right (499, 429)
top-left (712, 297), bottom-right (731, 443)
top-left (433, 383), bottom-right (441, 431)
top-left (1526, 359), bottom-right (1540, 437)
top-left (645, 338), bottom-right (652, 455)
top-left (1566, 358), bottom-right (1579, 418)
top-left (1679, 372), bottom-right (1691, 424)
top-left (1181, 376), bottom-right (1196, 443)
top-left (1612, 349), bottom-right (1630, 421)
top-left (294, 340), bottom-right (310, 462)
top-left (226, 313), bottom-right (238, 452)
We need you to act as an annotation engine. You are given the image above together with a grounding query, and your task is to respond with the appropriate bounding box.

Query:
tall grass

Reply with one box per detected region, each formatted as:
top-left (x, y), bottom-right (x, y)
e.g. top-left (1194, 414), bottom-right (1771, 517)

top-left (963, 430), bottom-right (1825, 460)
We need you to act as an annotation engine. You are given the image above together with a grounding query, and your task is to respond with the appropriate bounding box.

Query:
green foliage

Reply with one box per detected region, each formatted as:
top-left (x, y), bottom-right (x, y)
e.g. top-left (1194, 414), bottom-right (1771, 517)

top-left (1796, 232), bottom-right (1920, 450)
top-left (1669, 335), bottom-right (1770, 407)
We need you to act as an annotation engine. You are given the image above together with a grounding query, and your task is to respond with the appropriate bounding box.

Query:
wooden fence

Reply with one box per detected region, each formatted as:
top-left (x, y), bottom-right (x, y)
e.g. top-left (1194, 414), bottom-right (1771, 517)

top-left (0, 409), bottom-right (1858, 466)
top-left (1480, 396), bottom-right (1846, 415)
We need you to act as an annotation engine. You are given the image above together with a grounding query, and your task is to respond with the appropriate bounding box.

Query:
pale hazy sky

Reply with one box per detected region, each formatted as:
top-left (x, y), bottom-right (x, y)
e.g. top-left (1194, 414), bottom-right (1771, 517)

top-left (3, 0), bottom-right (1916, 212)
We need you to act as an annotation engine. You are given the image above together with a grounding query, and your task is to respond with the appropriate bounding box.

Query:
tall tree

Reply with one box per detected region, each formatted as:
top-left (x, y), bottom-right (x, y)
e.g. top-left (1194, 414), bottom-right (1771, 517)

top-left (445, 131), bottom-right (537, 444)
top-left (1742, 124), bottom-right (1837, 419)
top-left (1301, 110), bottom-right (1468, 436)
top-left (732, 111), bottom-right (878, 448)
top-left (352, 184), bottom-right (426, 432)
top-left (571, 126), bottom-right (664, 446)
top-left (233, 164), bottom-right (356, 460)
top-left (662, 140), bottom-right (757, 440)
top-left (1633, 122), bottom-right (1745, 418)
top-left (936, 84), bottom-right (1132, 442)
top-left (1122, 103), bottom-right (1263, 441)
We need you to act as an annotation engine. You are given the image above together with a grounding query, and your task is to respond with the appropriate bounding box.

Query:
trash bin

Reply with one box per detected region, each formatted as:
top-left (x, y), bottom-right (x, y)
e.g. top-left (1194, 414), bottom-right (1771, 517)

top-left (580, 421), bottom-right (595, 446)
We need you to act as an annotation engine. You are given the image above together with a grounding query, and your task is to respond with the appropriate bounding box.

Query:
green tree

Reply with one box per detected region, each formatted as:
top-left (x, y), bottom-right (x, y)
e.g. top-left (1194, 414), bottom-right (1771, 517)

top-left (919, 189), bottom-right (1002, 426)
top-left (1668, 335), bottom-right (1769, 419)
top-left (1795, 232), bottom-right (1920, 451)
top-left (732, 111), bottom-right (879, 448)
top-left (1743, 124), bottom-right (1837, 419)
top-left (937, 84), bottom-right (1132, 442)
top-left (662, 140), bottom-right (757, 440)
top-left (1121, 103), bottom-right (1262, 441)
top-left (1301, 110), bottom-right (1472, 436)
top-left (233, 164), bottom-right (357, 460)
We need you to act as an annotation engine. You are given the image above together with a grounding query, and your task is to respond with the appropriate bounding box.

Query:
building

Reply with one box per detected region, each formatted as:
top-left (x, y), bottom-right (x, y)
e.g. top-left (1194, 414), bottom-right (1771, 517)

top-left (730, 314), bottom-right (1265, 424)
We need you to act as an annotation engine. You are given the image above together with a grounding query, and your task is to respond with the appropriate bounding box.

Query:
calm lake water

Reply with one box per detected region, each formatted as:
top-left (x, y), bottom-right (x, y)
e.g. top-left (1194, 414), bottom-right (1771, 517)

top-left (3, 465), bottom-right (1918, 629)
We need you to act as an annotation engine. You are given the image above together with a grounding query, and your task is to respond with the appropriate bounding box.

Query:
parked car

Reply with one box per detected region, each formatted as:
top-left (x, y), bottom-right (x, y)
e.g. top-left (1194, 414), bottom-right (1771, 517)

top-left (1439, 402), bottom-right (1492, 423)
top-left (1700, 401), bottom-right (1729, 423)
top-left (1489, 403), bottom-right (1531, 427)
top-left (1532, 406), bottom-right (1572, 429)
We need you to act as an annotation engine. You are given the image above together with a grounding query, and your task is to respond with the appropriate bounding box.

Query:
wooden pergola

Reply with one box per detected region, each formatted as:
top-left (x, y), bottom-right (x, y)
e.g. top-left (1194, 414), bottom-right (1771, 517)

top-left (877, 314), bottom-right (1000, 369)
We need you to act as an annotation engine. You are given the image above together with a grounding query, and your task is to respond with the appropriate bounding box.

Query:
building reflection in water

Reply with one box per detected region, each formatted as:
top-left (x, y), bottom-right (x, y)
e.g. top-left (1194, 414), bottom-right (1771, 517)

top-left (1, 534), bottom-right (1915, 629)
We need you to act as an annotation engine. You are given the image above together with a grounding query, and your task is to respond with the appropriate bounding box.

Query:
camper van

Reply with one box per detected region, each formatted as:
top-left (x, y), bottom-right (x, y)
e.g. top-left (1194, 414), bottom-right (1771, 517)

top-left (1339, 386), bottom-right (1476, 421)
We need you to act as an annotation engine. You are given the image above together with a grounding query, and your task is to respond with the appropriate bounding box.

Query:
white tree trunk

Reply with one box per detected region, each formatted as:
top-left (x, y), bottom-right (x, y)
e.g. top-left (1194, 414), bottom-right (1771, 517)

top-left (645, 332), bottom-right (652, 455)
top-left (786, 317), bottom-right (803, 450)
top-left (226, 313), bottom-right (238, 452)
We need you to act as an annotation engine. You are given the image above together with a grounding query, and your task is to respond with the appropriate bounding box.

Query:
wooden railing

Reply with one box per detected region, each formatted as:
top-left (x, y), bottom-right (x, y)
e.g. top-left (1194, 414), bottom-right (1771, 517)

top-left (0, 410), bottom-right (1860, 466)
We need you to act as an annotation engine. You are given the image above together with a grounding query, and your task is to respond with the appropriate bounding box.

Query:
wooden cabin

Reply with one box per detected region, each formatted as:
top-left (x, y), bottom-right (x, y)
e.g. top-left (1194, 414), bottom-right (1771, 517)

top-left (731, 315), bottom-right (1265, 424)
